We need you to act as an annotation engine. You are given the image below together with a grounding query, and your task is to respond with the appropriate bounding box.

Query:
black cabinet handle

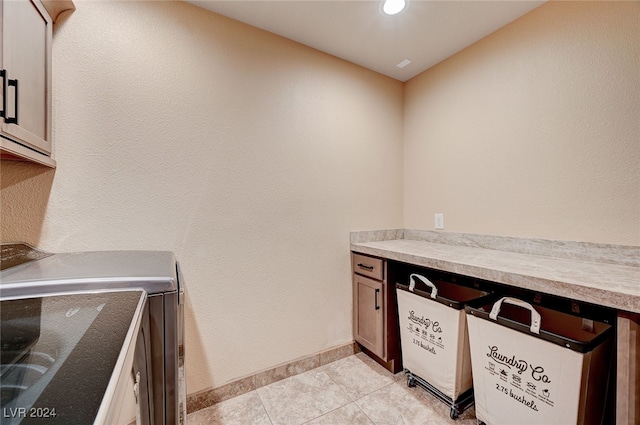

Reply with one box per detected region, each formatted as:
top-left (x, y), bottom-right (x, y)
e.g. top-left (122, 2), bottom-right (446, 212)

top-left (0, 70), bottom-right (5, 119)
top-left (357, 263), bottom-right (374, 271)
top-left (375, 288), bottom-right (380, 310)
top-left (5, 79), bottom-right (18, 124)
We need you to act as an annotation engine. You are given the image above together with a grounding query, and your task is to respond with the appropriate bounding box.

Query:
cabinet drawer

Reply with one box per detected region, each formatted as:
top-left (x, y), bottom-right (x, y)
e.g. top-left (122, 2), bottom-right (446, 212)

top-left (352, 253), bottom-right (384, 280)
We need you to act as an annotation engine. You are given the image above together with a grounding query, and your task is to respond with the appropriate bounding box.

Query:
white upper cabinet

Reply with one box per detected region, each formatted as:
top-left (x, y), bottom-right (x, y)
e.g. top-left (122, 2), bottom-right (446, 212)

top-left (1, 0), bottom-right (54, 166)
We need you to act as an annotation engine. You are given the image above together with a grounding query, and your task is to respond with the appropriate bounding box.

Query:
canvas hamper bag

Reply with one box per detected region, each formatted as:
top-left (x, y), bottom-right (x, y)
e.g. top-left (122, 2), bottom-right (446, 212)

top-left (396, 273), bottom-right (492, 419)
top-left (465, 296), bottom-right (613, 425)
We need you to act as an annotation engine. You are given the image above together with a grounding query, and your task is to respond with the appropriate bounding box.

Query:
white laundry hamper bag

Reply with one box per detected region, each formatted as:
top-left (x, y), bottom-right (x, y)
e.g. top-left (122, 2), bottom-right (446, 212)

top-left (396, 273), bottom-right (492, 419)
top-left (465, 297), bottom-right (614, 425)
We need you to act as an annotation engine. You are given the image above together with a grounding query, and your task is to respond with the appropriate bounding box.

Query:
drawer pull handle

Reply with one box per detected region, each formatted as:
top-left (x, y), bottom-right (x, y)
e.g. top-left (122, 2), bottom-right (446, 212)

top-left (357, 263), bottom-right (374, 271)
top-left (375, 288), bottom-right (380, 310)
top-left (0, 70), bottom-right (5, 118)
top-left (5, 78), bottom-right (18, 124)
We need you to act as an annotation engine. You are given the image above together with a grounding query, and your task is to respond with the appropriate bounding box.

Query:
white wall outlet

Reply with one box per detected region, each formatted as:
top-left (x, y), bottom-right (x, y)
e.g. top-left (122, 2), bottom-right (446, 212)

top-left (434, 213), bottom-right (444, 230)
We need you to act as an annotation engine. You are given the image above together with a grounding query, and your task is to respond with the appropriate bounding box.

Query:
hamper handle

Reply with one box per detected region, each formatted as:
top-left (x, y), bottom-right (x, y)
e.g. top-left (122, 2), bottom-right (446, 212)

top-left (489, 297), bottom-right (541, 335)
top-left (409, 274), bottom-right (437, 299)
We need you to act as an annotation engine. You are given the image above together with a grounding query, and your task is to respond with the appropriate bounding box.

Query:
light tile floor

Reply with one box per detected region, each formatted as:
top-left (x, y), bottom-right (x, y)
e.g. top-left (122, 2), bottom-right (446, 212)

top-left (188, 353), bottom-right (477, 425)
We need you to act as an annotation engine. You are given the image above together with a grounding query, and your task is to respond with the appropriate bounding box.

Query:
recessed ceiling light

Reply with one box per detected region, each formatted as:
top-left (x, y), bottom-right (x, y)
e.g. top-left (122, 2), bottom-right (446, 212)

top-left (396, 59), bottom-right (412, 69)
top-left (382, 0), bottom-right (406, 16)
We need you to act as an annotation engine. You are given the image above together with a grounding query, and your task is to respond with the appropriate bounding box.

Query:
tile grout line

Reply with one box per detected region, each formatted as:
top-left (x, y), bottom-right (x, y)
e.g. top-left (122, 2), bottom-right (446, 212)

top-left (254, 388), bottom-right (275, 425)
top-left (296, 384), bottom-right (371, 425)
top-left (254, 367), bottom-right (354, 425)
top-left (319, 369), bottom-right (359, 420)
top-left (295, 356), bottom-right (385, 425)
top-left (352, 380), bottom-right (406, 425)
top-left (354, 402), bottom-right (377, 425)
top-left (295, 361), bottom-right (359, 424)
top-left (318, 356), bottom-right (402, 425)
top-left (298, 403), bottom-right (345, 425)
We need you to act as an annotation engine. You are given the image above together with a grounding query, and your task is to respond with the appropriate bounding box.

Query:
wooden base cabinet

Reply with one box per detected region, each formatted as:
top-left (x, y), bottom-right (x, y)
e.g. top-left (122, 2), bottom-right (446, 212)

top-left (352, 252), bottom-right (402, 373)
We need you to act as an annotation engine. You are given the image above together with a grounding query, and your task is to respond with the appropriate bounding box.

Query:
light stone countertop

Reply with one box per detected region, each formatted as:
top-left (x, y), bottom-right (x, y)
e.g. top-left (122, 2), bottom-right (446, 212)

top-left (351, 236), bottom-right (640, 314)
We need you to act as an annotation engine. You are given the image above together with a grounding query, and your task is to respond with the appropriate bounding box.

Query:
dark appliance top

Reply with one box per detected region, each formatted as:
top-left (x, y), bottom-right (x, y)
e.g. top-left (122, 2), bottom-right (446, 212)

top-left (1, 290), bottom-right (145, 425)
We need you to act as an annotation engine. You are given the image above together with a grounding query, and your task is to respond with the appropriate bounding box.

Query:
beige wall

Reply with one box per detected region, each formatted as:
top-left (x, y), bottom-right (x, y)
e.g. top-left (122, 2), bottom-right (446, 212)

top-left (404, 1), bottom-right (640, 245)
top-left (1, 1), bottom-right (404, 393)
top-left (1, 0), bottom-right (639, 398)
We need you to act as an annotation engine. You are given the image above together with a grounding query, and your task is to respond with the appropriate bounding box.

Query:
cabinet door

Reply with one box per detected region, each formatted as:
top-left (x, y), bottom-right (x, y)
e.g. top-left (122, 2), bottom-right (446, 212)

top-left (354, 275), bottom-right (385, 359)
top-left (1, 0), bottom-right (52, 155)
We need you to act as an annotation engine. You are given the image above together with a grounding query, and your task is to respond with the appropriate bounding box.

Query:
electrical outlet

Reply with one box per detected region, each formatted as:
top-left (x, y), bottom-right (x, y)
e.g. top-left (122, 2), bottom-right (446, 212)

top-left (434, 213), bottom-right (444, 230)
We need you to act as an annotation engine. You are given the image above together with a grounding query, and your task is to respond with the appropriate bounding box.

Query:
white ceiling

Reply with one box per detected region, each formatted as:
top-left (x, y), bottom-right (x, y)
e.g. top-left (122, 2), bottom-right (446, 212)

top-left (187, 0), bottom-right (546, 81)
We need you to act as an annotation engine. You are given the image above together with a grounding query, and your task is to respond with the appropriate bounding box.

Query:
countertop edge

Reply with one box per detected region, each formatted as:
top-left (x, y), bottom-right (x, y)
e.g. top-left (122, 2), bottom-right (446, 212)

top-left (351, 240), bottom-right (640, 314)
